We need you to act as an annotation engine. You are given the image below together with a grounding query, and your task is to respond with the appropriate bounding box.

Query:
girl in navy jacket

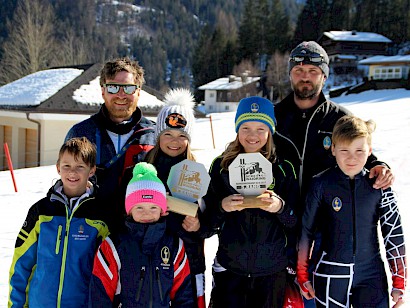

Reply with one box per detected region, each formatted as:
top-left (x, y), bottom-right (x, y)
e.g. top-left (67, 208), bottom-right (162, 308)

top-left (202, 97), bottom-right (299, 308)
top-left (89, 163), bottom-right (193, 307)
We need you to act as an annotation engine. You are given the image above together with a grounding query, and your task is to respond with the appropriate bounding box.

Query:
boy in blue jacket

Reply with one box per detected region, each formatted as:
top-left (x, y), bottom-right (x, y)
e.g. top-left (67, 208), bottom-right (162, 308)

top-left (89, 162), bottom-right (193, 307)
top-left (8, 137), bottom-right (110, 307)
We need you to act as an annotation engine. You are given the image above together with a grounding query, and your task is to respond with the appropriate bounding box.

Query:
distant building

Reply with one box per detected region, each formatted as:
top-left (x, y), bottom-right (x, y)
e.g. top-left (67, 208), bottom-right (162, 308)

top-left (359, 55), bottom-right (410, 80)
top-left (198, 74), bottom-right (261, 113)
top-left (0, 64), bottom-right (163, 170)
top-left (318, 30), bottom-right (392, 75)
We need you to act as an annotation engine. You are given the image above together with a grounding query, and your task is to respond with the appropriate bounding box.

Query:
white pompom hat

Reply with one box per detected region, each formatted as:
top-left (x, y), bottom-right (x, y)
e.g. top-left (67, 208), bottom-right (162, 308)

top-left (155, 88), bottom-right (196, 142)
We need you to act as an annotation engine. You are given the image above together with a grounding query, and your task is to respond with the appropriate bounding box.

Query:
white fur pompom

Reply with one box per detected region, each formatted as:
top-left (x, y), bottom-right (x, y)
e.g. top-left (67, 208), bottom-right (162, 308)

top-left (163, 88), bottom-right (195, 109)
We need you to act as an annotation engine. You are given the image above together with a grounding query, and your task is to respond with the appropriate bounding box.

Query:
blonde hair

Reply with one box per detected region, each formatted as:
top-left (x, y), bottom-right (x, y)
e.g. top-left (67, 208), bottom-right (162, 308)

top-left (145, 142), bottom-right (196, 164)
top-left (220, 131), bottom-right (276, 170)
top-left (332, 115), bottom-right (376, 146)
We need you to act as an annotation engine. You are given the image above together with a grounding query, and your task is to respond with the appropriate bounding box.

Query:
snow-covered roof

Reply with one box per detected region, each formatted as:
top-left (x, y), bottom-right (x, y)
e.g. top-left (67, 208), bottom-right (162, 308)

top-left (0, 67), bottom-right (163, 108)
top-left (323, 31), bottom-right (392, 43)
top-left (0, 69), bottom-right (83, 106)
top-left (336, 55), bottom-right (357, 60)
top-left (359, 55), bottom-right (410, 65)
top-left (71, 76), bottom-right (163, 108)
top-left (198, 76), bottom-right (260, 91)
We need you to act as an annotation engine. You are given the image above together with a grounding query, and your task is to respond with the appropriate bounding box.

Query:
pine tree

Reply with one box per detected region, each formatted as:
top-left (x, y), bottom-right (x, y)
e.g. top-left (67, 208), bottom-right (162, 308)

top-left (267, 0), bottom-right (291, 53)
top-left (238, 0), bottom-right (260, 61)
top-left (293, 0), bottom-right (328, 44)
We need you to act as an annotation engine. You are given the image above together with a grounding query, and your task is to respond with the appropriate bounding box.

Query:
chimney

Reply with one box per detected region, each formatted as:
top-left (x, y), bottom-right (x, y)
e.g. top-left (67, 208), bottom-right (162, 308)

top-left (241, 71), bottom-right (249, 83)
top-left (352, 30), bottom-right (357, 35)
top-left (228, 75), bottom-right (236, 83)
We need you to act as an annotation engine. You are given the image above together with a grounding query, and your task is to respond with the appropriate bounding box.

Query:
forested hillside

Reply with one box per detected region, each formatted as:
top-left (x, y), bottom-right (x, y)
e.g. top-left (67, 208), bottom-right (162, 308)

top-left (0, 0), bottom-right (408, 99)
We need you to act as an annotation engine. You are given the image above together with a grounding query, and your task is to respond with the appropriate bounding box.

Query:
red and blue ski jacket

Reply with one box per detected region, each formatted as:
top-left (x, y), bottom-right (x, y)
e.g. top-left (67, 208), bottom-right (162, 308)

top-left (89, 218), bottom-right (193, 307)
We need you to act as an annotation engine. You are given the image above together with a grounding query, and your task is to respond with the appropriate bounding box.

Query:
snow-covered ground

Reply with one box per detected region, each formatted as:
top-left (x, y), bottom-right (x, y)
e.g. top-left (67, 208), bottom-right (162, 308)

top-left (1, 89), bottom-right (409, 306)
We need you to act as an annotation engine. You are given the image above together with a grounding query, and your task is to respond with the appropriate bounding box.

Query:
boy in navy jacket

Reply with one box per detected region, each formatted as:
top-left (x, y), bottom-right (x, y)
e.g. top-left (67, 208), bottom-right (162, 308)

top-left (297, 115), bottom-right (406, 307)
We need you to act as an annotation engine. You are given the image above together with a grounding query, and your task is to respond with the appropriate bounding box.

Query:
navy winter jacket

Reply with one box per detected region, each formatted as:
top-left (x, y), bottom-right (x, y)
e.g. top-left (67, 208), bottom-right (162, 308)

top-left (65, 105), bottom-right (156, 233)
top-left (202, 156), bottom-right (298, 277)
top-left (89, 218), bottom-right (193, 307)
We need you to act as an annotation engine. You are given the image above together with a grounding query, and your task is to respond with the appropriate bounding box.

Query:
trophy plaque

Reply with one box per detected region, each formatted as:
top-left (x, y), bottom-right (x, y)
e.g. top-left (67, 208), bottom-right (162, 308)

top-left (228, 153), bottom-right (272, 208)
top-left (167, 159), bottom-right (210, 217)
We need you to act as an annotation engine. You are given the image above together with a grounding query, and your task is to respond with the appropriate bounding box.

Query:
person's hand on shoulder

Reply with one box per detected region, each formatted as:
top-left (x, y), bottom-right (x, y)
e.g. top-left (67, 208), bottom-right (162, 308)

top-left (221, 194), bottom-right (245, 212)
top-left (369, 165), bottom-right (395, 189)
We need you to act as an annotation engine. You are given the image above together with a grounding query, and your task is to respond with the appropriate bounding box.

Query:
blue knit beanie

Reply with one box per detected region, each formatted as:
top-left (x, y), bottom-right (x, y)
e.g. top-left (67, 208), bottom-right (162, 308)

top-left (235, 96), bottom-right (276, 134)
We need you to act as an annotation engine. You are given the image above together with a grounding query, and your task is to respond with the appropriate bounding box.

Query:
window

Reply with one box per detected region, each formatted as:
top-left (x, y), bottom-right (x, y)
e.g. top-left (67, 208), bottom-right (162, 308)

top-left (225, 105), bottom-right (230, 111)
top-left (374, 66), bottom-right (402, 80)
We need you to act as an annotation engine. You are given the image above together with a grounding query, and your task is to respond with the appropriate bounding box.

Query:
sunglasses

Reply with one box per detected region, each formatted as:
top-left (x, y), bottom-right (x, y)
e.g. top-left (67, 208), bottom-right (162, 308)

top-left (289, 53), bottom-right (325, 64)
top-left (104, 84), bottom-right (140, 95)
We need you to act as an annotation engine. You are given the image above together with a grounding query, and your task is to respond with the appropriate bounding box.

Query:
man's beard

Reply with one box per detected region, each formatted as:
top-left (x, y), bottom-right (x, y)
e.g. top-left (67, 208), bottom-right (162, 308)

top-left (292, 81), bottom-right (322, 100)
top-left (106, 98), bottom-right (137, 121)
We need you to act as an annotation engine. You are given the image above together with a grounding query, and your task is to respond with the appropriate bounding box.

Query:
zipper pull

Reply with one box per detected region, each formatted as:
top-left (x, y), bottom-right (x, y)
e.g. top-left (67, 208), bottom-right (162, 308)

top-left (140, 266), bottom-right (146, 279)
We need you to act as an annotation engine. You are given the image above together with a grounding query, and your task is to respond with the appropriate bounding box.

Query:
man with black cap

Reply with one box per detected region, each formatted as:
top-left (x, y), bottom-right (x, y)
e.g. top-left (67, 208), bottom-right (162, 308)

top-left (273, 41), bottom-right (395, 307)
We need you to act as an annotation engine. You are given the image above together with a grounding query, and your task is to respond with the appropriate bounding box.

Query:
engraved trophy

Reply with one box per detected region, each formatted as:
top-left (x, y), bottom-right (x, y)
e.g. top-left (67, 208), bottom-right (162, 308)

top-left (166, 159), bottom-right (210, 216)
top-left (228, 153), bottom-right (273, 208)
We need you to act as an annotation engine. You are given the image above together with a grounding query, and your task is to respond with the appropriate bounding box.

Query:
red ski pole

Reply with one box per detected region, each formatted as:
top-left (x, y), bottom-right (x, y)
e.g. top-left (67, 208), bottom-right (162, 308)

top-left (3, 143), bottom-right (18, 192)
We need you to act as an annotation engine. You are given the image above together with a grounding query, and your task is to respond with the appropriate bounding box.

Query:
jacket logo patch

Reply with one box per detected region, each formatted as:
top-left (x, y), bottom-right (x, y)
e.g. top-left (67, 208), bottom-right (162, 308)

top-left (72, 225), bottom-right (89, 241)
top-left (161, 246), bottom-right (171, 267)
top-left (332, 197), bottom-right (342, 212)
top-left (323, 136), bottom-right (331, 150)
top-left (165, 113), bottom-right (187, 128)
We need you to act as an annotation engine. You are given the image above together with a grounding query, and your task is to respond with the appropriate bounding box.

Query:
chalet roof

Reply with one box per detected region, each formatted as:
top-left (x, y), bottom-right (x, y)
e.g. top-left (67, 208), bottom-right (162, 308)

top-left (0, 64), bottom-right (164, 114)
top-left (359, 55), bottom-right (410, 65)
top-left (321, 31), bottom-right (392, 43)
top-left (198, 76), bottom-right (260, 91)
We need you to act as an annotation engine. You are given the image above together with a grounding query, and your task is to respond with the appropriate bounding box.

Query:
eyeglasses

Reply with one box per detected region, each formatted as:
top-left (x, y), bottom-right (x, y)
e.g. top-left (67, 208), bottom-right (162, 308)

top-left (289, 53), bottom-right (325, 64)
top-left (104, 84), bottom-right (140, 95)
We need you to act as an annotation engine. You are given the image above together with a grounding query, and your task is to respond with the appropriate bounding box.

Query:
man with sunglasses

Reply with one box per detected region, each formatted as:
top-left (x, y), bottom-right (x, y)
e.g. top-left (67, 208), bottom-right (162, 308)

top-left (272, 41), bottom-right (395, 307)
top-left (65, 58), bottom-right (156, 235)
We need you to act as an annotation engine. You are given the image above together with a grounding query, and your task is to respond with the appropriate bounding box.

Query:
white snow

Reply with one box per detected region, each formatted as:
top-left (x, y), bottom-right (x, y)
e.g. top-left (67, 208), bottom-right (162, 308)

top-left (0, 69), bottom-right (83, 106)
top-left (1, 89), bottom-right (409, 306)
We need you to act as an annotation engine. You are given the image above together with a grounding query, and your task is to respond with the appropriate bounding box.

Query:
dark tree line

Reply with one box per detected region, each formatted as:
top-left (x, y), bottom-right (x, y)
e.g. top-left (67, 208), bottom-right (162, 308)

top-left (0, 0), bottom-right (408, 96)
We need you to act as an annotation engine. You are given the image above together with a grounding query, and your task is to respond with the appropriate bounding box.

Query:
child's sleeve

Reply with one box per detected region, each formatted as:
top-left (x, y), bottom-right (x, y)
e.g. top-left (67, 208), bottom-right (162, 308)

top-left (170, 238), bottom-right (194, 307)
top-left (199, 157), bottom-right (228, 238)
top-left (8, 204), bottom-right (40, 307)
top-left (297, 180), bottom-right (322, 292)
top-left (89, 237), bottom-right (121, 306)
top-left (379, 189), bottom-right (407, 293)
top-left (273, 159), bottom-right (299, 228)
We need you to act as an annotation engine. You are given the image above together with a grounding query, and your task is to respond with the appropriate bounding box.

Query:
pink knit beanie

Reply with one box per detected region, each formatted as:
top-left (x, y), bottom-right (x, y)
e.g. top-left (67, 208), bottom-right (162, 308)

top-left (125, 162), bottom-right (167, 214)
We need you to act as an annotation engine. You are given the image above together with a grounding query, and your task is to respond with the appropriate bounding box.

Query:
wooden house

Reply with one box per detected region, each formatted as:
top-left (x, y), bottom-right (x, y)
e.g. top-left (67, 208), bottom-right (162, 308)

top-left (198, 74), bottom-right (261, 113)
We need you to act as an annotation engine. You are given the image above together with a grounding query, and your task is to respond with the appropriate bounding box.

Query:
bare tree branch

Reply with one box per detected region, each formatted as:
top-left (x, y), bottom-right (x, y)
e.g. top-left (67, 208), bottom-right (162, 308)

top-left (0, 0), bottom-right (57, 84)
